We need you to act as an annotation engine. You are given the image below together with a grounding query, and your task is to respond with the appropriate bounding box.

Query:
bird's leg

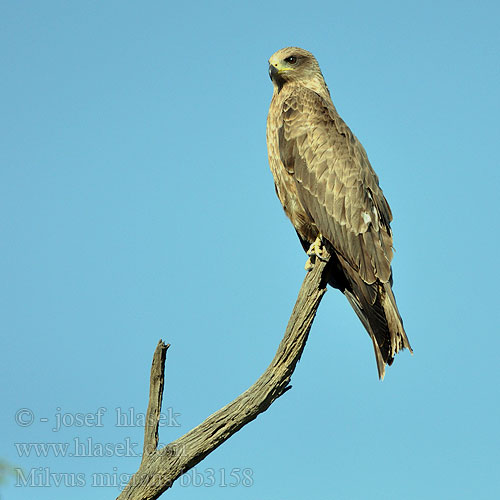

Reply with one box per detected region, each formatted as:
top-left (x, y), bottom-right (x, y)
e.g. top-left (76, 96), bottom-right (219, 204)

top-left (305, 234), bottom-right (328, 271)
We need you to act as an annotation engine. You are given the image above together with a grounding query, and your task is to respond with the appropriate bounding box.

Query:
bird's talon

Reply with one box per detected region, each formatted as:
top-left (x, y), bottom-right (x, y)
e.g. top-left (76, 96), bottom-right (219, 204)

top-left (305, 257), bottom-right (314, 271)
top-left (306, 235), bottom-right (328, 262)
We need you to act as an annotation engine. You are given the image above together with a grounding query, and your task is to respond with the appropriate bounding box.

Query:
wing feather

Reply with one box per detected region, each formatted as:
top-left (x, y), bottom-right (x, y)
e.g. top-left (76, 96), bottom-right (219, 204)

top-left (280, 87), bottom-right (394, 284)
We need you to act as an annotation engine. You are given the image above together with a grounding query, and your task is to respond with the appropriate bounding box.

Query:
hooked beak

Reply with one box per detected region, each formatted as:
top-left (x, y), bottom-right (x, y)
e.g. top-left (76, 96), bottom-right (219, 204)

top-left (269, 63), bottom-right (279, 80)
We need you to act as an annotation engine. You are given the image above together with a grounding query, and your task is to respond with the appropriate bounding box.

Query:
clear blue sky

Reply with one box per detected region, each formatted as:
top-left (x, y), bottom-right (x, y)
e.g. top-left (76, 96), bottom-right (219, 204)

top-left (2, 1), bottom-right (499, 499)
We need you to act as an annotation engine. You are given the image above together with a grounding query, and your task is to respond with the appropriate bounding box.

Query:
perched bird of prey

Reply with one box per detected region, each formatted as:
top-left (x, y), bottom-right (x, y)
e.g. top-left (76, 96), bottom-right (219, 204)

top-left (266, 47), bottom-right (412, 379)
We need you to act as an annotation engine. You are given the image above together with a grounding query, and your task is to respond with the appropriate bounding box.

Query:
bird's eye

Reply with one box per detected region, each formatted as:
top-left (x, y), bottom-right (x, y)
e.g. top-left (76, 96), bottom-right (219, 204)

top-left (285, 56), bottom-right (297, 64)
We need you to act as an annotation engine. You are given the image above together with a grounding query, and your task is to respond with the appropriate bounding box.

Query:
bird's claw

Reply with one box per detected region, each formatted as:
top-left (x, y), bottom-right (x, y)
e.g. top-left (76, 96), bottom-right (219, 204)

top-left (304, 257), bottom-right (314, 271)
top-left (304, 235), bottom-right (328, 271)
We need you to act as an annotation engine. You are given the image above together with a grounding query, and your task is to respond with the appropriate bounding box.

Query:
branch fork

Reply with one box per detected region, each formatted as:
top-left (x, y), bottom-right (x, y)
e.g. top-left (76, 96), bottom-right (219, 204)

top-left (118, 255), bottom-right (330, 500)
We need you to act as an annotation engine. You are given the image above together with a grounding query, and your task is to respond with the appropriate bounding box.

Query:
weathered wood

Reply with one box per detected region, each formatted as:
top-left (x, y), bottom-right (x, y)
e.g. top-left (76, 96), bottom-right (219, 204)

top-left (142, 341), bottom-right (169, 462)
top-left (117, 256), bottom-right (330, 500)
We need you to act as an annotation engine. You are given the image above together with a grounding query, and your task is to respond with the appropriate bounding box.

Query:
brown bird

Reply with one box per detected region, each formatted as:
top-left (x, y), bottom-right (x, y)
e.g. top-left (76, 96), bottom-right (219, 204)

top-left (266, 47), bottom-right (412, 379)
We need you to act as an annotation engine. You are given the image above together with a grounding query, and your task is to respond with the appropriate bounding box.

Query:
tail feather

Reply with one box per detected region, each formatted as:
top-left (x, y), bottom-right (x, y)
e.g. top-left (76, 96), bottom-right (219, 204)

top-left (382, 282), bottom-right (412, 357)
top-left (330, 254), bottom-right (412, 379)
top-left (344, 290), bottom-right (387, 379)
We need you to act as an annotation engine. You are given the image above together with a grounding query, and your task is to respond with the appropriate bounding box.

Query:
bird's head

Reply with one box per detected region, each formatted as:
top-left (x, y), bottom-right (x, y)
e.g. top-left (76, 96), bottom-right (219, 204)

top-left (268, 47), bottom-right (325, 92)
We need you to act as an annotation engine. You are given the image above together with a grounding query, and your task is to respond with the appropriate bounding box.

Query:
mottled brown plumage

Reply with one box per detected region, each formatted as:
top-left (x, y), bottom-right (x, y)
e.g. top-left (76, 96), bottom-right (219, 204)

top-left (266, 47), bottom-right (412, 378)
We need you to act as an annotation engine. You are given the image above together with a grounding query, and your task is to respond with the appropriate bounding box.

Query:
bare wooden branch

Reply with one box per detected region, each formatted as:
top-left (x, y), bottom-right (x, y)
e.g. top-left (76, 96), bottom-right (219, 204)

top-left (142, 341), bottom-right (169, 462)
top-left (117, 256), bottom-right (330, 500)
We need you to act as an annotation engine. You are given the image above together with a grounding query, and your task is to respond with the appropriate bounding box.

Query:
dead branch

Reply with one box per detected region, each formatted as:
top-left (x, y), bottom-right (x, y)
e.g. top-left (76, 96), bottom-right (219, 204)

top-left (142, 341), bottom-right (169, 462)
top-left (117, 255), bottom-right (330, 500)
